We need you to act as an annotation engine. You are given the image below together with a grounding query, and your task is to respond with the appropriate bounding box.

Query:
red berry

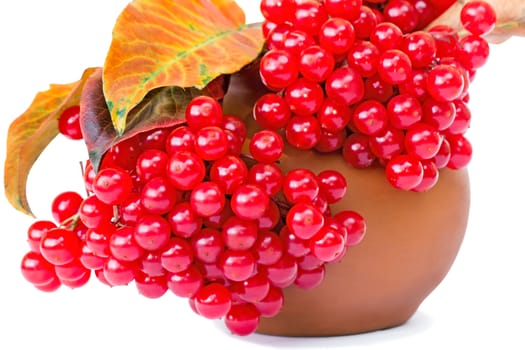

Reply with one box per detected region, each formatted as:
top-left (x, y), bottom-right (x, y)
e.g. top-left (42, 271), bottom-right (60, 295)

top-left (190, 182), bottom-right (226, 217)
top-left (27, 220), bottom-right (57, 253)
top-left (165, 126), bottom-right (195, 155)
top-left (400, 31), bottom-right (436, 68)
top-left (378, 49), bottom-right (412, 85)
top-left (222, 216), bottom-right (258, 251)
top-left (249, 130), bottom-right (284, 164)
top-left (286, 203), bottom-right (325, 240)
top-left (160, 237), bottom-right (194, 273)
top-left (317, 99), bottom-right (353, 133)
top-left (427, 64), bottom-right (465, 102)
top-left (404, 123), bottom-right (443, 160)
top-left (260, 0), bottom-right (294, 24)
top-left (285, 115), bottom-right (322, 150)
top-left (219, 249), bottom-right (256, 282)
top-left (383, 0), bottom-right (418, 33)
top-left (103, 256), bottom-right (136, 286)
top-left (299, 45), bottom-right (335, 82)
top-left (51, 191), bottom-right (83, 224)
top-left (259, 50), bottom-right (299, 90)
top-left (93, 167), bottom-right (133, 205)
top-left (20, 251), bottom-right (56, 286)
top-left (294, 266), bottom-right (325, 290)
top-left (141, 176), bottom-right (178, 215)
top-left (231, 184), bottom-right (270, 221)
top-left (342, 133), bottom-right (376, 168)
top-left (324, 0), bottom-right (362, 21)
top-left (412, 159), bottom-right (440, 192)
top-left (58, 105), bottom-right (82, 140)
top-left (446, 134), bottom-right (473, 169)
top-left (253, 285), bottom-right (284, 317)
top-left (209, 155), bottom-right (248, 195)
top-left (225, 303), bottom-right (261, 336)
top-left (135, 272), bottom-right (168, 299)
top-left (370, 22), bottom-right (403, 52)
top-left (167, 201), bottom-right (202, 238)
top-left (136, 149), bottom-right (168, 182)
top-left (194, 283), bottom-right (232, 319)
top-left (292, 0), bottom-right (328, 37)
top-left (134, 214), bottom-right (171, 251)
top-left (253, 93), bottom-right (291, 130)
top-left (325, 67), bottom-right (365, 106)
top-left (254, 230), bottom-right (284, 266)
top-left (191, 228), bottom-right (224, 264)
top-left (283, 168), bottom-right (320, 204)
top-left (40, 228), bottom-right (80, 266)
top-left (109, 226), bottom-right (144, 262)
top-left (347, 40), bottom-right (380, 78)
top-left (166, 151), bottom-right (206, 191)
top-left (185, 95), bottom-right (223, 130)
top-left (353, 99), bottom-right (388, 136)
top-left (194, 126), bottom-right (228, 161)
top-left (460, 1), bottom-right (496, 36)
top-left (310, 225), bottom-right (346, 262)
top-left (334, 210), bottom-right (366, 246)
top-left (385, 154), bottom-right (424, 190)
top-left (167, 265), bottom-right (203, 298)
top-left (319, 17), bottom-right (356, 55)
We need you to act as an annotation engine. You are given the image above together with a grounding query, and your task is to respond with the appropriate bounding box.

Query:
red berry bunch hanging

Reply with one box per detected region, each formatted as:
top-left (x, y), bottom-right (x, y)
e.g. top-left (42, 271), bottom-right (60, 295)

top-left (257, 0), bottom-right (495, 191)
top-left (13, 0), bottom-right (499, 338)
top-left (21, 95), bottom-right (366, 336)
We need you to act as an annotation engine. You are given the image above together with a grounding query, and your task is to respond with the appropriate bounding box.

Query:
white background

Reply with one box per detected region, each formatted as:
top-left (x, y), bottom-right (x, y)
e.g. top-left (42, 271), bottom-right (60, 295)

top-left (1, 1), bottom-right (524, 349)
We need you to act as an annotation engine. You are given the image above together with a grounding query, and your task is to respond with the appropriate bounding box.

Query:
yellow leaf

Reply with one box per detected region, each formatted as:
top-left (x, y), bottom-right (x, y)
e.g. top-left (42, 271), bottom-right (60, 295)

top-left (4, 68), bottom-right (98, 216)
top-left (103, 0), bottom-right (264, 135)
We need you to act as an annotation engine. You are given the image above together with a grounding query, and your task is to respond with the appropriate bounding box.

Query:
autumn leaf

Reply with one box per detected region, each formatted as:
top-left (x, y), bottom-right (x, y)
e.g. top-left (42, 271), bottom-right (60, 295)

top-left (81, 68), bottom-right (229, 172)
top-left (4, 68), bottom-right (98, 216)
top-left (103, 0), bottom-right (264, 135)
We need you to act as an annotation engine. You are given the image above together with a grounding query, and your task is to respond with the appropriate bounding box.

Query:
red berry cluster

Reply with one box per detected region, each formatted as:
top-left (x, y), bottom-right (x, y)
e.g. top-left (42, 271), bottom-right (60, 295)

top-left (22, 95), bottom-right (366, 336)
top-left (256, 0), bottom-right (495, 191)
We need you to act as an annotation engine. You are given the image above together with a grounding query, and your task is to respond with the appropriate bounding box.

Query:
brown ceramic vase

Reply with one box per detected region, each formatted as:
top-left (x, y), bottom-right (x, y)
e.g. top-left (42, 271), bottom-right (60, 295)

top-left (223, 66), bottom-right (471, 337)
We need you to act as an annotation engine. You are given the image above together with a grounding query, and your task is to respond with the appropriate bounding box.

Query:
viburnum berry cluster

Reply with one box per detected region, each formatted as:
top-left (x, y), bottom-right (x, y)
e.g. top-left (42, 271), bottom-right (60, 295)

top-left (20, 95), bottom-right (365, 336)
top-left (257, 0), bottom-right (496, 191)
top-left (16, 0), bottom-right (497, 338)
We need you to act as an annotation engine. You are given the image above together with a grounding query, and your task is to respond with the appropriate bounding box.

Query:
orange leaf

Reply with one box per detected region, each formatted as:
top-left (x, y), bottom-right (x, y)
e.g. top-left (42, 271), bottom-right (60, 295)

top-left (103, 0), bottom-right (264, 135)
top-left (4, 68), bottom-right (98, 216)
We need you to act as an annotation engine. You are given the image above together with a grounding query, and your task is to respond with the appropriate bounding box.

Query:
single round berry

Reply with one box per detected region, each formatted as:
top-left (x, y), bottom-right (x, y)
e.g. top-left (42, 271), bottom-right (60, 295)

top-left (134, 214), bottom-right (171, 251)
top-left (460, 1), bottom-right (496, 36)
top-left (194, 283), bottom-right (232, 319)
top-left (249, 130), bottom-right (284, 163)
top-left (27, 220), bottom-right (57, 253)
top-left (135, 272), bottom-right (168, 299)
top-left (165, 126), bottom-right (195, 154)
top-left (185, 95), bottom-right (223, 130)
top-left (284, 78), bottom-right (325, 116)
top-left (253, 93), bottom-right (291, 130)
top-left (141, 176), bottom-right (178, 215)
top-left (20, 251), bottom-right (56, 286)
top-left (342, 133), bottom-right (376, 168)
top-left (404, 123), bottom-right (443, 160)
top-left (446, 134), bottom-right (473, 170)
top-left (58, 105), bottom-right (82, 140)
top-left (286, 203), bottom-right (325, 240)
top-left (353, 100), bottom-right (388, 136)
top-left (299, 45), bottom-right (335, 82)
top-left (231, 184), bottom-right (270, 221)
top-left (92, 167), bottom-right (133, 205)
top-left (160, 237), bottom-right (194, 273)
top-left (347, 40), bottom-right (380, 78)
top-left (166, 151), bottom-right (206, 191)
top-left (370, 22), bottom-right (403, 52)
top-left (325, 67), bottom-right (365, 106)
top-left (194, 126), bottom-right (229, 161)
top-left (225, 303), bottom-right (261, 336)
top-left (385, 154), bottom-right (424, 190)
top-left (222, 216), bottom-right (258, 251)
top-left (260, 0), bottom-right (294, 24)
top-left (378, 49), bottom-right (412, 85)
top-left (219, 249), bottom-right (256, 282)
top-left (109, 226), bottom-right (144, 262)
top-left (259, 49), bottom-right (299, 90)
top-left (285, 115), bottom-right (322, 150)
top-left (190, 182), bottom-right (225, 218)
top-left (319, 17), bottom-right (356, 55)
top-left (317, 170), bottom-right (348, 204)
top-left (283, 168), bottom-right (320, 204)
top-left (427, 64), bottom-right (465, 102)
top-left (400, 31), bottom-right (436, 68)
top-left (40, 228), bottom-right (80, 266)
top-left (51, 191), bottom-right (83, 224)
top-left (310, 225), bottom-right (346, 263)
top-left (317, 99), bottom-right (352, 133)
top-left (209, 155), bottom-right (248, 195)
top-left (167, 265), bottom-right (203, 298)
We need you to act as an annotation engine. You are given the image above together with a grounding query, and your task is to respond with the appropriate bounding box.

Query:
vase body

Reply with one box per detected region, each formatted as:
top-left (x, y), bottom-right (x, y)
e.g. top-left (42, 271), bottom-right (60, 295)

top-left (256, 149), bottom-right (470, 336)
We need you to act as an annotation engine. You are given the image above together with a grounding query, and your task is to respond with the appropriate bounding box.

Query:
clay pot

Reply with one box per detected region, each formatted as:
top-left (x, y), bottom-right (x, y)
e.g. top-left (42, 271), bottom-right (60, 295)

top-left (258, 149), bottom-right (470, 336)
top-left (223, 65), bottom-right (471, 337)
